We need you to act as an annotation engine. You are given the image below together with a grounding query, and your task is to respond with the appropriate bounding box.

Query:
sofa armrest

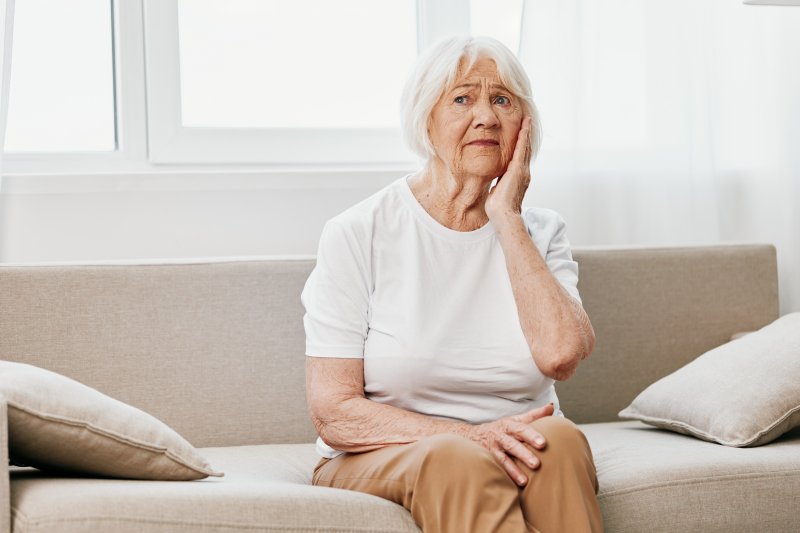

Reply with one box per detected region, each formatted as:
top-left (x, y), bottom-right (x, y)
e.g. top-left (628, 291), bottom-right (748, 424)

top-left (0, 395), bottom-right (9, 533)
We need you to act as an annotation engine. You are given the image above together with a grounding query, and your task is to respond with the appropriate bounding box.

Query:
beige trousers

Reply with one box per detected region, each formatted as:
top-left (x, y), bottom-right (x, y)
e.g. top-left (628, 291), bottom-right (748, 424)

top-left (312, 415), bottom-right (603, 533)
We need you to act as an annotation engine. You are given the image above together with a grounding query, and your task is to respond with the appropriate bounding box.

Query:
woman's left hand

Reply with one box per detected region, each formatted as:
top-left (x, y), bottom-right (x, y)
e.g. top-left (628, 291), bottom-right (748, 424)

top-left (485, 115), bottom-right (533, 222)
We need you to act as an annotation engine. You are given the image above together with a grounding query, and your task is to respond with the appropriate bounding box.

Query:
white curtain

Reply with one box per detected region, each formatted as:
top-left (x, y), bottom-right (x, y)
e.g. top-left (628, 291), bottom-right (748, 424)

top-left (519, 0), bottom-right (800, 315)
top-left (0, 0), bottom-right (14, 208)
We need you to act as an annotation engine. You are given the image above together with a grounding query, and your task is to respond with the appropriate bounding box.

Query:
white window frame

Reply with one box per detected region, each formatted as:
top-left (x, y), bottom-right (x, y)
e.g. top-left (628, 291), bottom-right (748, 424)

top-left (142, 0), bottom-right (470, 166)
top-left (2, 0), bottom-right (472, 174)
top-left (2, 0), bottom-right (149, 175)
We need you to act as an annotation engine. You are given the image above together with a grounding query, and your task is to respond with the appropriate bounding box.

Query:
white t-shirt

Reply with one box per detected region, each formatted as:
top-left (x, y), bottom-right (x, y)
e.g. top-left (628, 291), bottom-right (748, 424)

top-left (301, 174), bottom-right (582, 458)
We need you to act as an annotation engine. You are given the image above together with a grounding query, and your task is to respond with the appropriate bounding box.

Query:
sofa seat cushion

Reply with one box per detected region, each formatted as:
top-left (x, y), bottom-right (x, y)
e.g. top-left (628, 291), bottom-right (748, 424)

top-left (11, 443), bottom-right (420, 533)
top-left (583, 421), bottom-right (800, 533)
top-left (13, 423), bottom-right (800, 533)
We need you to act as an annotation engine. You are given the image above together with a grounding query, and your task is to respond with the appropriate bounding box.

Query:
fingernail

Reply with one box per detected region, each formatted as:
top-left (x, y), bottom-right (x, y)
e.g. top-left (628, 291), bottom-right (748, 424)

top-left (535, 437), bottom-right (545, 446)
top-left (518, 476), bottom-right (527, 485)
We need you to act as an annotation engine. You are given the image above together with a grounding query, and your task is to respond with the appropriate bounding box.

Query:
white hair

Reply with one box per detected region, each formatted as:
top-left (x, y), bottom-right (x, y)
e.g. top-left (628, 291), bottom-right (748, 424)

top-left (400, 35), bottom-right (542, 163)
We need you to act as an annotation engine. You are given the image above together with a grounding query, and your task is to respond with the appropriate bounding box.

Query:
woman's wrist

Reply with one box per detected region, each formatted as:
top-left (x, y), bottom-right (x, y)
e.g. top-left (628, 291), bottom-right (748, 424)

top-left (453, 421), bottom-right (477, 442)
top-left (490, 211), bottom-right (527, 241)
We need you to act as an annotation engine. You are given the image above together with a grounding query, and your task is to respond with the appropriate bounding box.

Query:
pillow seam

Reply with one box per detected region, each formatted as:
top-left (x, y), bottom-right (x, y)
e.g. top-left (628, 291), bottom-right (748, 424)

top-left (622, 403), bottom-right (800, 447)
top-left (7, 401), bottom-right (218, 476)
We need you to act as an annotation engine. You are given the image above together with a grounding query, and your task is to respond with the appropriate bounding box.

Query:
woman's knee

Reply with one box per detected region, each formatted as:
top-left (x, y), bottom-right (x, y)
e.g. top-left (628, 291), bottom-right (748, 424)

top-left (407, 435), bottom-right (526, 531)
top-left (528, 416), bottom-right (598, 490)
top-left (531, 415), bottom-right (591, 454)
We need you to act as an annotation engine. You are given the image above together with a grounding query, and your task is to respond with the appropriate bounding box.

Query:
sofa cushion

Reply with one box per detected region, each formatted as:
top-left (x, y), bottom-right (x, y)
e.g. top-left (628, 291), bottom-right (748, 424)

top-left (618, 312), bottom-right (800, 446)
top-left (1, 361), bottom-right (222, 481)
top-left (11, 443), bottom-right (421, 533)
top-left (583, 421), bottom-right (800, 533)
top-left (12, 427), bottom-right (800, 533)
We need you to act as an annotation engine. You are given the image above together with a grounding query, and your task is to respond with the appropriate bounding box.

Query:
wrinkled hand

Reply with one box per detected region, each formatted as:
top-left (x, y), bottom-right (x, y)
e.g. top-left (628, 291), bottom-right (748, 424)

top-left (485, 115), bottom-right (533, 222)
top-left (465, 402), bottom-right (554, 486)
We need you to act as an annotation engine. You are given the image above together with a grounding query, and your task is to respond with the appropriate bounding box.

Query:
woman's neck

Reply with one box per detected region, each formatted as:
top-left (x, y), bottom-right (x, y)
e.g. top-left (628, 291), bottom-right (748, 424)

top-left (407, 164), bottom-right (494, 232)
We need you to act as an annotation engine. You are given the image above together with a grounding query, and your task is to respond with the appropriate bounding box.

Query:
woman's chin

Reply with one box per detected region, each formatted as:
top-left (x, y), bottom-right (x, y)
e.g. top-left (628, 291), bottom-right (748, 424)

top-left (462, 164), bottom-right (504, 180)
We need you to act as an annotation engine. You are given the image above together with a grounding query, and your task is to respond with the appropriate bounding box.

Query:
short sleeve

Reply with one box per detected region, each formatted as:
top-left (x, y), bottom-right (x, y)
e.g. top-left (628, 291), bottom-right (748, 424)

top-left (300, 220), bottom-right (371, 358)
top-left (544, 212), bottom-right (582, 306)
top-left (522, 208), bottom-right (582, 306)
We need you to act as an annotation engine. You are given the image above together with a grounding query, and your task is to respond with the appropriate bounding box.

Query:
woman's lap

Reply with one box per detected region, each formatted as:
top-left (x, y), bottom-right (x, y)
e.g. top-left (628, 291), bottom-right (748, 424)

top-left (312, 416), bottom-right (602, 533)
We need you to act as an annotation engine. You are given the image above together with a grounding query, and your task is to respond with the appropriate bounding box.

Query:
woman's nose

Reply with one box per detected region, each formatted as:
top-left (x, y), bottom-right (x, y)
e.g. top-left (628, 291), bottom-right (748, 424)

top-left (471, 98), bottom-right (500, 129)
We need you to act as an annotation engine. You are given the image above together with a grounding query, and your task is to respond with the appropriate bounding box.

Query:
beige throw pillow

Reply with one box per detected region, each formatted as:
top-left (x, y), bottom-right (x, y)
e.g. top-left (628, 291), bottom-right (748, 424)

top-left (619, 312), bottom-right (800, 447)
top-left (1, 361), bottom-right (223, 480)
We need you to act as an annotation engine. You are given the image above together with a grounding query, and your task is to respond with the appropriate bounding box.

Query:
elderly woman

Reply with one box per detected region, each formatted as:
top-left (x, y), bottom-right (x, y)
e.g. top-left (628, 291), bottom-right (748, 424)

top-left (301, 36), bottom-right (602, 533)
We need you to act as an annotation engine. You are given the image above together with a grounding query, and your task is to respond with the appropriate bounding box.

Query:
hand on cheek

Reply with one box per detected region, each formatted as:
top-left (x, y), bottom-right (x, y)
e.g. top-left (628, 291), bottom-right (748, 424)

top-left (486, 116), bottom-right (533, 221)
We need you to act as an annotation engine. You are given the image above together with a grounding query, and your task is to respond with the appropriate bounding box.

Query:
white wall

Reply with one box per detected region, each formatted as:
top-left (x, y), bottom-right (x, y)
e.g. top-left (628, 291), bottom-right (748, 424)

top-left (0, 170), bottom-right (404, 261)
top-left (2, 167), bottom-right (797, 316)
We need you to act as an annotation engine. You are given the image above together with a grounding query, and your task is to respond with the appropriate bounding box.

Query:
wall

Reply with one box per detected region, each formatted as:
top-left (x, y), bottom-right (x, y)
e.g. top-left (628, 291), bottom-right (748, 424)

top-left (1, 167), bottom-right (797, 316)
top-left (0, 170), bottom-right (404, 262)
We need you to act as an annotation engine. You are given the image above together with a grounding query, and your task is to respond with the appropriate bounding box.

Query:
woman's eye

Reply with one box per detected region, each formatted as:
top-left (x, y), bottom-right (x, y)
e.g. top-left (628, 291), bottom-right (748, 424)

top-left (495, 95), bottom-right (510, 105)
top-left (454, 95), bottom-right (468, 104)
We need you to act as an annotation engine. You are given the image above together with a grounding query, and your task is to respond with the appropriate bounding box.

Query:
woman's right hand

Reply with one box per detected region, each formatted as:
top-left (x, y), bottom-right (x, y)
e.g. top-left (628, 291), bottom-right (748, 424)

top-left (464, 403), bottom-right (555, 487)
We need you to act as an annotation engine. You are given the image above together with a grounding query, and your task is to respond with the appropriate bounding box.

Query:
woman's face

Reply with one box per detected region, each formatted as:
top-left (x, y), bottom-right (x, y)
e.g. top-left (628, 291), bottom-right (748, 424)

top-left (428, 56), bottom-right (524, 180)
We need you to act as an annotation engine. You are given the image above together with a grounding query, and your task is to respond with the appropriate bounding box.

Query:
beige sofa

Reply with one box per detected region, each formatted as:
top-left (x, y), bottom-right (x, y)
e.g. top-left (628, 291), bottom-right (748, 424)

top-left (2, 243), bottom-right (798, 532)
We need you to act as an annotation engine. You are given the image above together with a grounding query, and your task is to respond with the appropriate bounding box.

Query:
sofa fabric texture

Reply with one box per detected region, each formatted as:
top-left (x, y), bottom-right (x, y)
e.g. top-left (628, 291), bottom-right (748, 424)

top-left (584, 421), bottom-right (800, 533)
top-left (1, 400), bottom-right (9, 533)
top-left (0, 361), bottom-right (222, 480)
top-left (0, 260), bottom-right (319, 449)
top-left (555, 245), bottom-right (779, 424)
top-left (619, 312), bottom-right (800, 447)
top-left (0, 244), bottom-right (789, 532)
top-left (0, 247), bottom-right (779, 446)
top-left (11, 444), bottom-right (419, 533)
top-left (11, 423), bottom-right (800, 533)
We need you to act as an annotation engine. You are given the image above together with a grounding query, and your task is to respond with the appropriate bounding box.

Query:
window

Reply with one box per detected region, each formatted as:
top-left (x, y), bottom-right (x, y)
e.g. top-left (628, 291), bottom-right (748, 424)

top-left (145, 0), bottom-right (420, 165)
top-left (2, 0), bottom-right (528, 170)
top-left (177, 0), bottom-right (417, 130)
top-left (144, 0), bottom-right (524, 166)
top-left (469, 0), bottom-right (524, 53)
top-left (4, 0), bottom-right (115, 153)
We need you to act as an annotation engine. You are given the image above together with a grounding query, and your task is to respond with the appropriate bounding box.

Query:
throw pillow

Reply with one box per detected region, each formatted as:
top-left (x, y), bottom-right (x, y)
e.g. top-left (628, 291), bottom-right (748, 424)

top-left (618, 312), bottom-right (800, 447)
top-left (1, 361), bottom-right (224, 480)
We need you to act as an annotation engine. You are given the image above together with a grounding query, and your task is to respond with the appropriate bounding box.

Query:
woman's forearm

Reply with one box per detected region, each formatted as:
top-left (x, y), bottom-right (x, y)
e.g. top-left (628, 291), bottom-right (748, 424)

top-left (306, 357), bottom-right (472, 452)
top-left (492, 214), bottom-right (595, 380)
top-left (306, 358), bottom-right (556, 479)
top-left (314, 395), bottom-right (472, 453)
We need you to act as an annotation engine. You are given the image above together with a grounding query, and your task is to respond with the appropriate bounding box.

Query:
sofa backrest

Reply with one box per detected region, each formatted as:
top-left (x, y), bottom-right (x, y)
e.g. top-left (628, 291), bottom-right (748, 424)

top-left (0, 244), bottom-right (779, 446)
top-left (560, 243), bottom-right (778, 423)
top-left (0, 258), bottom-right (319, 447)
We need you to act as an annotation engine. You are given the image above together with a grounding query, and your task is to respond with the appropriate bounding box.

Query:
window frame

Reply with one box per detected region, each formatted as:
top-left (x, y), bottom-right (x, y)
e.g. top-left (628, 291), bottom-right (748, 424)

top-left (143, 0), bottom-right (474, 166)
top-left (147, 0), bottom-right (432, 166)
top-left (2, 0), bottom-right (149, 174)
top-left (2, 0), bottom-right (472, 174)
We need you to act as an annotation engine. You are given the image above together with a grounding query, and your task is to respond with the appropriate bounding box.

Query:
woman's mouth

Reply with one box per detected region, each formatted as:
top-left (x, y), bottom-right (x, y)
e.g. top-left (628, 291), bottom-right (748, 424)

top-left (467, 140), bottom-right (499, 147)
